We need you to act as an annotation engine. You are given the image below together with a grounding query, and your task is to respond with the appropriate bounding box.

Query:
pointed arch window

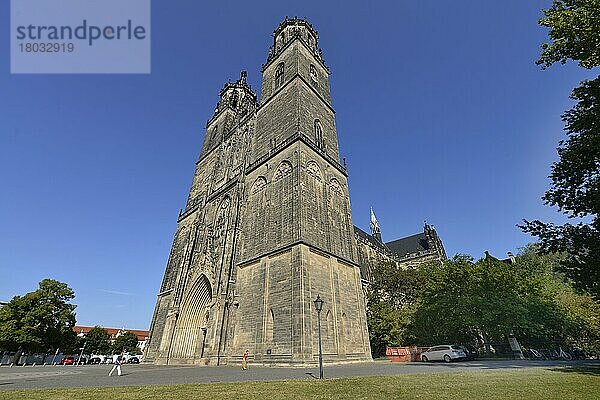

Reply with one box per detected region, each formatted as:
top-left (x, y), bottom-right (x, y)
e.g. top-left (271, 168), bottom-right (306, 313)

top-left (211, 124), bottom-right (219, 145)
top-left (266, 308), bottom-right (274, 343)
top-left (273, 160), bottom-right (292, 181)
top-left (306, 161), bottom-right (322, 182)
top-left (330, 178), bottom-right (343, 196)
top-left (230, 92), bottom-right (238, 109)
top-left (275, 63), bottom-right (285, 90)
top-left (310, 64), bottom-right (318, 85)
top-left (251, 176), bottom-right (267, 195)
top-left (314, 119), bottom-right (324, 149)
top-left (326, 310), bottom-right (333, 341)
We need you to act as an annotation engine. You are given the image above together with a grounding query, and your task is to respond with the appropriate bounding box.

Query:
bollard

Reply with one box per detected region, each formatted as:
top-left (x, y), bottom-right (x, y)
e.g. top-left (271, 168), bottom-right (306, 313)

top-left (9, 363), bottom-right (13, 368)
top-left (32, 362), bottom-right (36, 367)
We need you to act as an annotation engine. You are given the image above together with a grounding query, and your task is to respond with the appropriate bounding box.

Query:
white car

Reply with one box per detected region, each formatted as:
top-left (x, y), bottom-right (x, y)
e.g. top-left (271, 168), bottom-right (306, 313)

top-left (421, 345), bottom-right (466, 362)
top-left (89, 354), bottom-right (107, 364)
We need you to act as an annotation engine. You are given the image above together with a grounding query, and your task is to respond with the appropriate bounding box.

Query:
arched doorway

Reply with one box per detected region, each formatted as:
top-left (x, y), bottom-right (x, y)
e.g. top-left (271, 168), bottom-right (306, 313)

top-left (168, 275), bottom-right (212, 362)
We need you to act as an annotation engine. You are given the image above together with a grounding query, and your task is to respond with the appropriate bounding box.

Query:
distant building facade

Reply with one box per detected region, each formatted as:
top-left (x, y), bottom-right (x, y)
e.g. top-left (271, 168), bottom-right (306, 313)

top-left (73, 326), bottom-right (149, 352)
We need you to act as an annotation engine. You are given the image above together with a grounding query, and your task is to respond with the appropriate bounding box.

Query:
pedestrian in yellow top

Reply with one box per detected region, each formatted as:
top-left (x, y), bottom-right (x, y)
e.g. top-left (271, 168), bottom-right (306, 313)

top-left (241, 350), bottom-right (249, 370)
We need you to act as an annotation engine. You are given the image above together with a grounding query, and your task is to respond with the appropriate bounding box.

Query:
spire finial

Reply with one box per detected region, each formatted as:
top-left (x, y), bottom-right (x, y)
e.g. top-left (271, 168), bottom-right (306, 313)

top-left (370, 208), bottom-right (382, 243)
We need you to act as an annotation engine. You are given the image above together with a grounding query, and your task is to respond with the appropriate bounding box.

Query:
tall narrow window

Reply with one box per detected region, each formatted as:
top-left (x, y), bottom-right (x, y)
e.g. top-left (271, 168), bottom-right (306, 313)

top-left (314, 119), bottom-right (324, 149)
top-left (230, 92), bottom-right (238, 109)
top-left (212, 124), bottom-right (219, 143)
top-left (275, 63), bottom-right (285, 90)
top-left (266, 309), bottom-right (274, 343)
top-left (310, 64), bottom-right (318, 85)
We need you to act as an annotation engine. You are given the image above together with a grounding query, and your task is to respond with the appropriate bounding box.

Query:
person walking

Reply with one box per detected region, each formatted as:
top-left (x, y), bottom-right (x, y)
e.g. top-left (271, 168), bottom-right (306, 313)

top-left (241, 350), bottom-right (249, 370)
top-left (108, 352), bottom-right (124, 376)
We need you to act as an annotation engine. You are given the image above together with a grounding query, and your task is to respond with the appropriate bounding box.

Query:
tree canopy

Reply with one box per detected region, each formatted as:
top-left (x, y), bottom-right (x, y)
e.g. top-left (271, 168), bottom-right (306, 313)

top-left (84, 326), bottom-right (112, 355)
top-left (537, 0), bottom-right (600, 69)
top-left (366, 249), bottom-right (600, 357)
top-left (111, 331), bottom-right (140, 354)
top-left (521, 0), bottom-right (600, 297)
top-left (0, 279), bottom-right (78, 355)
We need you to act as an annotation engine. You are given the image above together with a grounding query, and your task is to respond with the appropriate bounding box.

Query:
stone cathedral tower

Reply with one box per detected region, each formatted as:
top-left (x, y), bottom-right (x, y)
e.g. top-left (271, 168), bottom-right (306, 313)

top-left (145, 18), bottom-right (372, 366)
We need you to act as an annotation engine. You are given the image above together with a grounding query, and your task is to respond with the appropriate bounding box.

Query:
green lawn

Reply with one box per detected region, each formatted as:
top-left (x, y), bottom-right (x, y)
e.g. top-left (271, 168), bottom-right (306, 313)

top-left (1, 366), bottom-right (599, 400)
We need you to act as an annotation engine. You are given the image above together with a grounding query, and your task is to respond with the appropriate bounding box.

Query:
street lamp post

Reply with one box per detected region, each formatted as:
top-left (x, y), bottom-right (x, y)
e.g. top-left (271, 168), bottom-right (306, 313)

top-left (314, 294), bottom-right (324, 379)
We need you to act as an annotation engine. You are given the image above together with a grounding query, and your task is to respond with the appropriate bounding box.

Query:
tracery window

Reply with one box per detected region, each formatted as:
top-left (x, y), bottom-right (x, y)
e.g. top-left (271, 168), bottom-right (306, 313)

top-left (306, 161), bottom-right (322, 182)
top-left (273, 160), bottom-right (292, 181)
top-left (330, 178), bottom-right (343, 196)
top-left (275, 63), bottom-right (285, 90)
top-left (230, 92), bottom-right (238, 108)
top-left (310, 64), bottom-right (318, 84)
top-left (314, 119), bottom-right (324, 149)
top-left (251, 176), bottom-right (267, 195)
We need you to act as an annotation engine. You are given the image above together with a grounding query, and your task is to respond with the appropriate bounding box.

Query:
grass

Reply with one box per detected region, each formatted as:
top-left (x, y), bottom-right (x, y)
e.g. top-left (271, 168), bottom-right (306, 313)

top-left (0, 367), bottom-right (599, 400)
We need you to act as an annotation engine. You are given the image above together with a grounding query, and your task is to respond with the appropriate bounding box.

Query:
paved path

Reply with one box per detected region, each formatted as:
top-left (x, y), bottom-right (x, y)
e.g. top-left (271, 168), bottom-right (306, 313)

top-left (0, 359), bottom-right (598, 390)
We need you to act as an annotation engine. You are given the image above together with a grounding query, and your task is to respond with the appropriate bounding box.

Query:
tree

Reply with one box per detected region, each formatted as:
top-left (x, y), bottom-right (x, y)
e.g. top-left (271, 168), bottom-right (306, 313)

top-left (537, 0), bottom-right (600, 69)
top-left (410, 255), bottom-right (536, 350)
top-left (410, 250), bottom-right (599, 352)
top-left (0, 279), bottom-right (77, 361)
top-left (366, 260), bottom-right (432, 357)
top-left (521, 0), bottom-right (600, 297)
top-left (84, 326), bottom-right (111, 355)
top-left (111, 332), bottom-right (140, 354)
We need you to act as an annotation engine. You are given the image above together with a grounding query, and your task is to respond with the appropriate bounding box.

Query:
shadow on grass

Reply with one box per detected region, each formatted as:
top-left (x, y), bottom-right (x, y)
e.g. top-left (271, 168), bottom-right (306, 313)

top-left (548, 365), bottom-right (600, 376)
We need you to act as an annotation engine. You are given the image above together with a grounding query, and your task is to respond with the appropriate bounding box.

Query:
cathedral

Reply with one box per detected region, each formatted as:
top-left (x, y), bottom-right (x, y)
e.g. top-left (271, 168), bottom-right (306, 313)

top-left (145, 18), bottom-right (445, 366)
top-left (355, 209), bottom-right (446, 282)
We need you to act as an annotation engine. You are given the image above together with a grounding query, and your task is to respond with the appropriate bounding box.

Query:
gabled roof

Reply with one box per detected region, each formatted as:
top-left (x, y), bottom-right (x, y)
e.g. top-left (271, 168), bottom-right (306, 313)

top-left (385, 233), bottom-right (430, 257)
top-left (354, 226), bottom-right (388, 251)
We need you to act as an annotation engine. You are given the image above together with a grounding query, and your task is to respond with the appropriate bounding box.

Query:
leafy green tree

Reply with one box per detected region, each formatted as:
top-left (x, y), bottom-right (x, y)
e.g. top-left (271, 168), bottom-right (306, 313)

top-left (84, 326), bottom-right (111, 355)
top-left (409, 255), bottom-right (535, 349)
top-left (111, 332), bottom-right (140, 354)
top-left (410, 250), bottom-right (599, 352)
top-left (366, 261), bottom-right (430, 357)
top-left (537, 0), bottom-right (600, 69)
top-left (367, 247), bottom-right (600, 354)
top-left (521, 0), bottom-right (600, 297)
top-left (0, 279), bottom-right (77, 361)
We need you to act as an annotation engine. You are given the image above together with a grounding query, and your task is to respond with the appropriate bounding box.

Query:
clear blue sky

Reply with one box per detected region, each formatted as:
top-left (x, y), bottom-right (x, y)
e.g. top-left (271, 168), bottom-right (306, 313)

top-left (0, 1), bottom-right (595, 329)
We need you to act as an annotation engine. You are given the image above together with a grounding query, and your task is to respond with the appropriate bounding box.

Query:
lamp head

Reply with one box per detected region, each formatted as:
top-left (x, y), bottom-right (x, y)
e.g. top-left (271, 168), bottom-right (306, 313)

top-left (314, 294), bottom-right (324, 312)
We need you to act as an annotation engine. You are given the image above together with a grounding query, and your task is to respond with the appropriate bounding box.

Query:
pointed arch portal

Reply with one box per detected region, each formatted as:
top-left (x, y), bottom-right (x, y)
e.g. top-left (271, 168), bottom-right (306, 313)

top-left (168, 275), bottom-right (212, 362)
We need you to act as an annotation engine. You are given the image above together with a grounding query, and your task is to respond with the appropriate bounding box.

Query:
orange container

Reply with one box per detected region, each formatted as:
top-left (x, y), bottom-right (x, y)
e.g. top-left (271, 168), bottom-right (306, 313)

top-left (386, 346), bottom-right (429, 362)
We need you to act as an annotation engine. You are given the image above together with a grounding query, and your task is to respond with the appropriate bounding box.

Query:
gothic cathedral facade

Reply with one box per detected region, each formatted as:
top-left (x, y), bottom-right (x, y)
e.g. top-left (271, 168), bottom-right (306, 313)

top-left (145, 18), bottom-right (372, 365)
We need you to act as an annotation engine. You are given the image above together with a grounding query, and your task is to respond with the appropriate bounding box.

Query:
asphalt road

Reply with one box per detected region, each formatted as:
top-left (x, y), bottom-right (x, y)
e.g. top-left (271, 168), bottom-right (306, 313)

top-left (0, 359), bottom-right (598, 390)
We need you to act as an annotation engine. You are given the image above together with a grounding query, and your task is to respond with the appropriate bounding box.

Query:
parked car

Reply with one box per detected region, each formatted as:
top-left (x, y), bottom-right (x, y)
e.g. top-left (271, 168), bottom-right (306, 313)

top-left (421, 345), bottom-right (466, 362)
top-left (459, 345), bottom-right (478, 360)
top-left (89, 355), bottom-right (106, 364)
top-left (124, 353), bottom-right (143, 364)
top-left (75, 356), bottom-right (87, 365)
top-left (60, 356), bottom-right (75, 365)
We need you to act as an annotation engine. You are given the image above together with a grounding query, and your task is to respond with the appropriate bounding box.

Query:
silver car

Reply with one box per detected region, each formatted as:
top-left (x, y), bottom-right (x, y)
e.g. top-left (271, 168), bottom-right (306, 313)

top-left (421, 345), bottom-right (466, 362)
